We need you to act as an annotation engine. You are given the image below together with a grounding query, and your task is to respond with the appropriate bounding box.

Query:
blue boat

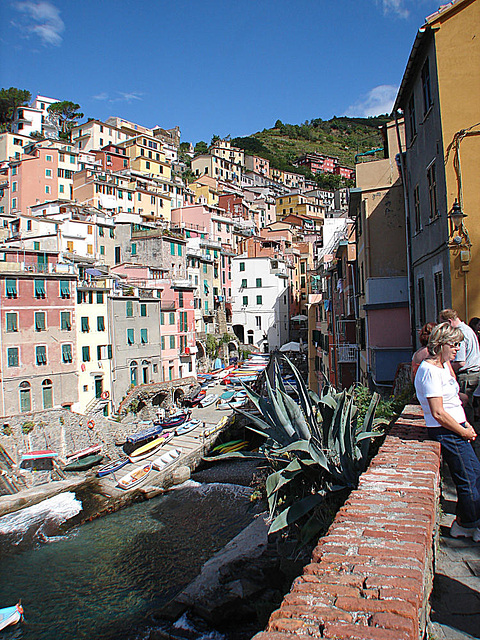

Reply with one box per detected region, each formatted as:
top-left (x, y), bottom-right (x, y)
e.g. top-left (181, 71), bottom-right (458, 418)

top-left (97, 457), bottom-right (129, 478)
top-left (126, 423), bottom-right (164, 446)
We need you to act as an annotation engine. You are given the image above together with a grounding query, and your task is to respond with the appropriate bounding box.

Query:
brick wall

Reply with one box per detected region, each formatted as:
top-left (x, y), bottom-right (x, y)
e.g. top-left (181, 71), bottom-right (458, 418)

top-left (253, 404), bottom-right (440, 640)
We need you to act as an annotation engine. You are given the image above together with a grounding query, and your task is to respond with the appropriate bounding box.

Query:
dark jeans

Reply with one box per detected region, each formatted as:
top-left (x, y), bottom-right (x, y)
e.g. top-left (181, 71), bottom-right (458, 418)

top-left (428, 425), bottom-right (480, 528)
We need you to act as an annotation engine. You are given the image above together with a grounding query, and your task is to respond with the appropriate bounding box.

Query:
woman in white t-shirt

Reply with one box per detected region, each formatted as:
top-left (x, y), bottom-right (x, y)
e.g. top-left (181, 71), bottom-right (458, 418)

top-left (414, 323), bottom-right (480, 541)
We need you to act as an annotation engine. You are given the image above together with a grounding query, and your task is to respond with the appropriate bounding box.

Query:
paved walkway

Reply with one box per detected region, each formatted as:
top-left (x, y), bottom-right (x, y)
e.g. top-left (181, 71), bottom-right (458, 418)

top-left (429, 436), bottom-right (480, 640)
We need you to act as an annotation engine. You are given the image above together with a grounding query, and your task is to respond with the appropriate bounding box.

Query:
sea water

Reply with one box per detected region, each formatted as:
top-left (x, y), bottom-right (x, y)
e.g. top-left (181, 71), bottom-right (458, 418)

top-left (0, 476), bottom-right (258, 640)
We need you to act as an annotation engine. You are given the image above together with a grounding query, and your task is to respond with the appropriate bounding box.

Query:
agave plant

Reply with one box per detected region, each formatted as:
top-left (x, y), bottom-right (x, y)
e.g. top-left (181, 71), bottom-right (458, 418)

top-left (234, 352), bottom-right (383, 538)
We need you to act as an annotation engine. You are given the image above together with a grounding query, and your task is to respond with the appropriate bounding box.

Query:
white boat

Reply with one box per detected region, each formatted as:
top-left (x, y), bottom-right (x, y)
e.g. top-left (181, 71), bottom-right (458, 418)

top-left (152, 448), bottom-right (182, 471)
top-left (175, 419), bottom-right (202, 436)
top-left (117, 462), bottom-right (153, 490)
top-left (216, 397), bottom-right (247, 410)
top-left (0, 603), bottom-right (23, 631)
top-left (127, 432), bottom-right (175, 463)
top-left (200, 393), bottom-right (219, 408)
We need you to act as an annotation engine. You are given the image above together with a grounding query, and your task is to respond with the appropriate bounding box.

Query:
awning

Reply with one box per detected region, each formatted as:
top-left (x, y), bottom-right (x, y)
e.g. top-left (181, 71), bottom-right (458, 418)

top-left (85, 268), bottom-right (104, 276)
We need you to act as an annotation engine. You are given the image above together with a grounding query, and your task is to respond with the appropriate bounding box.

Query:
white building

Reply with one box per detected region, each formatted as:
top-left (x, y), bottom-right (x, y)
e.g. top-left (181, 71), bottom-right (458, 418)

top-left (12, 95), bottom-right (60, 138)
top-left (231, 255), bottom-right (289, 352)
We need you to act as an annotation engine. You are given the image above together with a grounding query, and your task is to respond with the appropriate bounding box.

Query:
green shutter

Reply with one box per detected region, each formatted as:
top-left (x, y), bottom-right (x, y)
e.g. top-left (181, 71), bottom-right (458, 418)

top-left (243, 296), bottom-right (248, 306)
top-left (62, 344), bottom-right (72, 362)
top-left (6, 279), bottom-right (17, 297)
top-left (126, 300), bottom-right (133, 317)
top-left (127, 328), bottom-right (134, 345)
top-left (170, 242), bottom-right (175, 255)
top-left (256, 295), bottom-right (262, 304)
top-left (81, 317), bottom-right (89, 332)
top-left (35, 312), bottom-right (46, 331)
top-left (96, 291), bottom-right (104, 303)
top-left (107, 344), bottom-right (113, 359)
top-left (256, 278), bottom-right (262, 287)
top-left (6, 313), bottom-right (17, 332)
top-left (140, 304), bottom-right (147, 317)
top-left (141, 328), bottom-right (148, 344)
top-left (97, 316), bottom-right (105, 331)
top-left (60, 280), bottom-right (70, 297)
top-left (169, 312), bottom-right (175, 324)
top-left (36, 346), bottom-right (47, 365)
top-left (8, 348), bottom-right (19, 367)
top-left (61, 312), bottom-right (71, 330)
top-left (178, 244), bottom-right (182, 256)
top-left (170, 335), bottom-right (175, 349)
top-left (34, 279), bottom-right (46, 298)
top-left (82, 346), bottom-right (90, 362)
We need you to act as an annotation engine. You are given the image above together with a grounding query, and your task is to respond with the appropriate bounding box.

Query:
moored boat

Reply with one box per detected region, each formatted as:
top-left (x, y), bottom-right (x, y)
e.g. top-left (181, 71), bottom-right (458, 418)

top-left (128, 432), bottom-right (175, 463)
top-left (63, 453), bottom-right (104, 472)
top-left (200, 393), bottom-right (218, 408)
top-left (66, 444), bottom-right (102, 462)
top-left (152, 447), bottom-right (182, 471)
top-left (97, 457), bottom-right (129, 477)
top-left (117, 462), bottom-right (153, 490)
top-left (19, 450), bottom-right (58, 471)
top-left (175, 419), bottom-right (202, 436)
top-left (0, 602), bottom-right (23, 631)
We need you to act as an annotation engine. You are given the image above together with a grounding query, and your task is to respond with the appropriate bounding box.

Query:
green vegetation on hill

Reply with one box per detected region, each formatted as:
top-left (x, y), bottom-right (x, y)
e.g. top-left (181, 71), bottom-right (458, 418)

top-left (231, 115), bottom-right (389, 188)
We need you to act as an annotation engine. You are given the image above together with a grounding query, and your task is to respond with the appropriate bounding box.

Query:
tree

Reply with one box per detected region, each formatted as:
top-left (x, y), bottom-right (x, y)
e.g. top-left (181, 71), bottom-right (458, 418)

top-left (47, 101), bottom-right (84, 140)
top-left (193, 141), bottom-right (208, 156)
top-left (0, 87), bottom-right (31, 132)
top-left (210, 134), bottom-right (221, 146)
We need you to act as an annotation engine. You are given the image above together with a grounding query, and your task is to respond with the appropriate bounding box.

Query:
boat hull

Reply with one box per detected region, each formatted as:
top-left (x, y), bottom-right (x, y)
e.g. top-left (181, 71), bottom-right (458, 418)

top-left (0, 604), bottom-right (22, 631)
top-left (117, 462), bottom-right (153, 490)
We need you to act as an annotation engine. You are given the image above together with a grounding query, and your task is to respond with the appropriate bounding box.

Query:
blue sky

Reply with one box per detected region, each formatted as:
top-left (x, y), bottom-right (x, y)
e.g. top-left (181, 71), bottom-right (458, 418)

top-left (1, 0), bottom-right (442, 144)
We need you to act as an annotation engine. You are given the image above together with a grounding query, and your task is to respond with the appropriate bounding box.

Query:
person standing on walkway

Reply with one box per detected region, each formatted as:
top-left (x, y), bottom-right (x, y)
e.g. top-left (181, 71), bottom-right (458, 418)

top-left (415, 322), bottom-right (480, 541)
top-left (438, 308), bottom-right (480, 424)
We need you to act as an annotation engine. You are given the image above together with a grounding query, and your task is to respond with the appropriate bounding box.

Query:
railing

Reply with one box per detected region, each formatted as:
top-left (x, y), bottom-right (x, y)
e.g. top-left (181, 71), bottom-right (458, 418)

top-left (336, 343), bottom-right (358, 363)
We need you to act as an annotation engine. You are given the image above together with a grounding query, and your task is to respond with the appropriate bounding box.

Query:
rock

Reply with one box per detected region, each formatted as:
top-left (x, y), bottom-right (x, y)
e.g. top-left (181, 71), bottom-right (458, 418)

top-left (172, 466), bottom-right (191, 485)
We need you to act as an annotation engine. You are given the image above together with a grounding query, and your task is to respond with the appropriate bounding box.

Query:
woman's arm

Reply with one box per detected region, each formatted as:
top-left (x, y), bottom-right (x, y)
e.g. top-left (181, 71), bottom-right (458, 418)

top-left (427, 396), bottom-right (477, 440)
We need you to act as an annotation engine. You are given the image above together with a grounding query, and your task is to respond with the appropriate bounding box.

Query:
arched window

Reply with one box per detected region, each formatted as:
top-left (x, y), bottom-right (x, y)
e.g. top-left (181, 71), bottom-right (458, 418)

top-left (19, 381), bottom-right (31, 413)
top-left (42, 379), bottom-right (53, 409)
top-left (130, 361), bottom-right (138, 386)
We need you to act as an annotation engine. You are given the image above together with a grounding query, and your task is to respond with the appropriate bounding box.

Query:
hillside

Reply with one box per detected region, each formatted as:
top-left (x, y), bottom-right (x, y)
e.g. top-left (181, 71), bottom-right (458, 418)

top-left (231, 115), bottom-right (389, 186)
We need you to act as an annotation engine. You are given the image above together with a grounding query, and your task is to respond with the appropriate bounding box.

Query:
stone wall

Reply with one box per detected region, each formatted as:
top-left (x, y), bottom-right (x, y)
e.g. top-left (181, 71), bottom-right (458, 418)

top-left (252, 404), bottom-right (441, 640)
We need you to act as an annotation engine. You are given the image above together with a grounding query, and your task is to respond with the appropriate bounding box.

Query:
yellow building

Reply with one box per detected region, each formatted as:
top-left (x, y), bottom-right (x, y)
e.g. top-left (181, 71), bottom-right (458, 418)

top-left (189, 176), bottom-right (219, 206)
top-left (275, 192), bottom-right (324, 222)
top-left (118, 135), bottom-right (171, 181)
top-left (394, 0), bottom-right (480, 324)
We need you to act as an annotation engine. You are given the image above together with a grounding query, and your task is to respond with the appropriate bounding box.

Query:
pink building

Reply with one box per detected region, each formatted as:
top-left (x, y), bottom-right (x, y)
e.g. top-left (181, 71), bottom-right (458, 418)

top-left (0, 250), bottom-right (77, 416)
top-left (245, 155), bottom-right (270, 176)
top-left (159, 279), bottom-right (196, 380)
top-left (93, 145), bottom-right (130, 172)
top-left (10, 147), bottom-right (59, 213)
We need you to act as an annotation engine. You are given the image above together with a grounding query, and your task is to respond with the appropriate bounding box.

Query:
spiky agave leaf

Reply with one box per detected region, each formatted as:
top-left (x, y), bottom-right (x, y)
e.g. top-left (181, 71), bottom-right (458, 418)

top-left (268, 492), bottom-right (328, 534)
top-left (234, 406), bottom-right (292, 447)
top-left (277, 388), bottom-right (311, 440)
top-left (282, 354), bottom-right (322, 440)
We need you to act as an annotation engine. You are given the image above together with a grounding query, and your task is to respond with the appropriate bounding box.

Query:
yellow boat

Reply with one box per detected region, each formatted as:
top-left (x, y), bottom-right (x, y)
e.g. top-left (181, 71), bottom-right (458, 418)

top-left (128, 432), bottom-right (174, 463)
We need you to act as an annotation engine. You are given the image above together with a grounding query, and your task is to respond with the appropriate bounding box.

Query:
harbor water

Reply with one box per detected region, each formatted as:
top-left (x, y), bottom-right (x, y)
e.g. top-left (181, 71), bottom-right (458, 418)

top-left (0, 466), bottom-right (262, 640)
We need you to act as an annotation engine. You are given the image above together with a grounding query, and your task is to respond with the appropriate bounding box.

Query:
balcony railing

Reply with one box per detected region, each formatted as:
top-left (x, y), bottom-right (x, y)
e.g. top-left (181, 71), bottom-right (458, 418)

top-left (336, 344), bottom-right (358, 363)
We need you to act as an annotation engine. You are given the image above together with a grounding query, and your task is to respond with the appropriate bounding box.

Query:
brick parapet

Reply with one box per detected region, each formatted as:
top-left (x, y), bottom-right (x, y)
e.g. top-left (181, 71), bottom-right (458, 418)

top-left (252, 403), bottom-right (440, 640)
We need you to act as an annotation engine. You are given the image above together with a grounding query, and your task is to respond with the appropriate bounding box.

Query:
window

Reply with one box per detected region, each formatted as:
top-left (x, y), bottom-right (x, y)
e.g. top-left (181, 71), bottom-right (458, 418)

top-left (421, 58), bottom-right (432, 114)
top-left (6, 312), bottom-right (17, 332)
top-left (427, 163), bottom-right (438, 220)
top-left (34, 279), bottom-right (46, 298)
top-left (8, 347), bottom-right (19, 367)
top-left (34, 241), bottom-right (40, 251)
top-left (418, 277), bottom-right (426, 326)
top-left (131, 243), bottom-right (137, 256)
top-left (127, 328), bottom-right (135, 345)
top-left (35, 311), bottom-right (46, 331)
top-left (36, 345), bottom-right (47, 365)
top-left (46, 155), bottom-right (52, 162)
top-left (87, 244), bottom-right (93, 254)
top-left (45, 169), bottom-right (52, 177)
top-left (170, 335), bottom-right (175, 349)
top-left (408, 94), bottom-right (417, 141)
top-left (12, 181), bottom-right (17, 192)
top-left (19, 381), bottom-right (31, 413)
top-left (434, 271), bottom-right (444, 318)
top-left (161, 312), bottom-right (165, 325)
top-left (178, 244), bottom-right (182, 256)
top-left (126, 300), bottom-right (133, 317)
top-left (97, 316), bottom-right (105, 331)
top-left (62, 344), bottom-right (72, 363)
top-left (178, 291), bottom-right (184, 308)
top-left (6, 279), bottom-right (17, 298)
top-left (413, 185), bottom-right (421, 233)
top-left (110, 228), bottom-right (115, 238)
top-left (255, 316), bottom-right (261, 329)
top-left (169, 312), bottom-right (175, 324)
top-left (61, 311), bottom-right (71, 330)
top-left (45, 185), bottom-right (50, 194)
top-left (60, 280), bottom-right (70, 298)
top-left (42, 379), bottom-right (53, 409)
top-left (161, 336), bottom-right (165, 350)
top-left (140, 304), bottom-right (147, 317)
top-left (81, 317), bottom-right (90, 332)
top-left (256, 278), bottom-right (262, 288)
top-left (100, 246), bottom-right (105, 255)
top-left (96, 291), bottom-right (104, 304)
top-left (59, 184), bottom-right (64, 193)
top-left (82, 346), bottom-right (90, 362)
top-left (140, 328), bottom-right (148, 344)
top-left (170, 242), bottom-right (175, 256)
top-left (239, 262), bottom-right (245, 272)
top-left (256, 295), bottom-right (262, 305)
top-left (242, 296), bottom-right (248, 306)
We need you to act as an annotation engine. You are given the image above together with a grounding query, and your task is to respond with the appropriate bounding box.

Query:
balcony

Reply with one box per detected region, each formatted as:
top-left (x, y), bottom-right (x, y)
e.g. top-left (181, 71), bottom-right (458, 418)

top-left (336, 344), bottom-right (358, 363)
top-left (161, 300), bottom-right (176, 311)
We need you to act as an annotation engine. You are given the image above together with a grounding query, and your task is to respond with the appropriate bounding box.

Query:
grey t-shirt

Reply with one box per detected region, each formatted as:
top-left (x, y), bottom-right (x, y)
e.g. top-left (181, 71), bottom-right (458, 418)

top-left (456, 321), bottom-right (480, 373)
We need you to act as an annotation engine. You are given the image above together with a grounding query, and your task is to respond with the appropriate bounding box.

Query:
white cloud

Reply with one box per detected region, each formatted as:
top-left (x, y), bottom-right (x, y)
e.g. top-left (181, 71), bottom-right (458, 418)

top-left (344, 85), bottom-right (398, 118)
top-left (92, 91), bottom-right (144, 103)
top-left (379, 0), bottom-right (410, 19)
top-left (14, 1), bottom-right (64, 46)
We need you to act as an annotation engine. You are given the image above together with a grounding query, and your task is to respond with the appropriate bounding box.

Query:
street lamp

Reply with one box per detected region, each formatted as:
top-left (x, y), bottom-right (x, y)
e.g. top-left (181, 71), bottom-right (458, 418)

top-left (448, 199), bottom-right (467, 232)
